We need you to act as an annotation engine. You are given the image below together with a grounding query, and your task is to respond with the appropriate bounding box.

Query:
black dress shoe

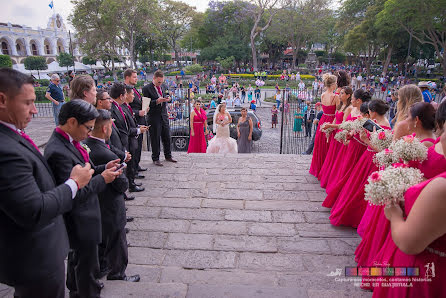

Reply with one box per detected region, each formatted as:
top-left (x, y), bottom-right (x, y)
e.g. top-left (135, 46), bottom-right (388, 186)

top-left (134, 181), bottom-right (142, 186)
top-left (107, 275), bottom-right (140, 282)
top-left (135, 174), bottom-right (145, 179)
top-left (153, 160), bottom-right (163, 166)
top-left (165, 157), bottom-right (177, 163)
top-left (97, 268), bottom-right (110, 279)
top-left (97, 282), bottom-right (104, 289)
top-left (138, 166), bottom-right (147, 172)
top-left (124, 195), bottom-right (135, 201)
top-left (125, 228), bottom-right (129, 234)
top-left (129, 185), bottom-right (145, 192)
top-left (126, 217), bottom-right (134, 222)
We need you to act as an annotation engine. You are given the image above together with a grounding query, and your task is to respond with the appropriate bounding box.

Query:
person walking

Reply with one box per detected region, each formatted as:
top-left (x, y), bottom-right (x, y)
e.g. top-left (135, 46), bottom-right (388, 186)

top-left (46, 74), bottom-right (65, 125)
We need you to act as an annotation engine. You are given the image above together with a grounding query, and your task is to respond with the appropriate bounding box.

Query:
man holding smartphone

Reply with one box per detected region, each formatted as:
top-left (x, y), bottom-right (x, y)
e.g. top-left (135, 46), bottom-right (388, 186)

top-left (142, 70), bottom-right (177, 166)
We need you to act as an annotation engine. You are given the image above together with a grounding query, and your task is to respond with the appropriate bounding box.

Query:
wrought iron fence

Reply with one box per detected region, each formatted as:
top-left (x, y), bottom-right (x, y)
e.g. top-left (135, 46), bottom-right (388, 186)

top-left (166, 87), bottom-right (191, 151)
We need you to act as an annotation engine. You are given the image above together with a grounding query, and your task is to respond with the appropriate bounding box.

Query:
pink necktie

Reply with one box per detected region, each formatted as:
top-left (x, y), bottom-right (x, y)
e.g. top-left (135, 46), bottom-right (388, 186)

top-left (55, 128), bottom-right (89, 162)
top-left (113, 101), bottom-right (126, 120)
top-left (19, 131), bottom-right (41, 153)
top-left (156, 86), bottom-right (162, 96)
top-left (124, 103), bottom-right (134, 116)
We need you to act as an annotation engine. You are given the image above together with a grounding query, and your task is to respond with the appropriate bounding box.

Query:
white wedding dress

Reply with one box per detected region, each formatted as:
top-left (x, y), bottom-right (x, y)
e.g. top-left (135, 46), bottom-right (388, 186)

top-left (206, 115), bottom-right (238, 154)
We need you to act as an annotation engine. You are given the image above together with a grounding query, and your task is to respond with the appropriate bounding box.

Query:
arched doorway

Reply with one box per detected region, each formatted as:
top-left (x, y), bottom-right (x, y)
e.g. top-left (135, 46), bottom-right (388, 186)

top-left (0, 38), bottom-right (11, 55)
top-left (29, 40), bottom-right (39, 56)
top-left (44, 38), bottom-right (52, 55)
top-left (57, 39), bottom-right (65, 54)
top-left (15, 38), bottom-right (26, 56)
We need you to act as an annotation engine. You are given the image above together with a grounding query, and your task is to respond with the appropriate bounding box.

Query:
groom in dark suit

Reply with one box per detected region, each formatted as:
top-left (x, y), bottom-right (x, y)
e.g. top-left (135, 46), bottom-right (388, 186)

top-left (0, 68), bottom-right (93, 298)
top-left (44, 100), bottom-right (122, 298)
top-left (142, 70), bottom-right (177, 166)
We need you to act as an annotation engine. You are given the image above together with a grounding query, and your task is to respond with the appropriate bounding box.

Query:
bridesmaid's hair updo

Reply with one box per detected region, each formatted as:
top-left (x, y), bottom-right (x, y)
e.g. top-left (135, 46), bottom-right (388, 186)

top-left (368, 99), bottom-right (389, 116)
top-left (360, 102), bottom-right (370, 116)
top-left (409, 102), bottom-right (436, 131)
top-left (336, 70), bottom-right (351, 88)
top-left (322, 73), bottom-right (337, 88)
top-left (354, 89), bottom-right (371, 103)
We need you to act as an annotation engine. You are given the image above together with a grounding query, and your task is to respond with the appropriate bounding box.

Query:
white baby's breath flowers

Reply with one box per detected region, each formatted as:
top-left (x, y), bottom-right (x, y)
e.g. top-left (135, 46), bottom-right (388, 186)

top-left (333, 117), bottom-right (367, 145)
top-left (369, 129), bottom-right (393, 152)
top-left (364, 165), bottom-right (424, 206)
top-left (320, 122), bottom-right (336, 142)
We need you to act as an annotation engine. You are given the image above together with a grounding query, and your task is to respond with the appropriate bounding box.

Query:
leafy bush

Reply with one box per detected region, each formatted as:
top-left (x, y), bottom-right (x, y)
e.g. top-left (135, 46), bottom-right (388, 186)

top-left (35, 87), bottom-right (48, 101)
top-left (0, 55), bottom-right (12, 68)
top-left (185, 64), bottom-right (203, 74)
top-left (36, 79), bottom-right (50, 86)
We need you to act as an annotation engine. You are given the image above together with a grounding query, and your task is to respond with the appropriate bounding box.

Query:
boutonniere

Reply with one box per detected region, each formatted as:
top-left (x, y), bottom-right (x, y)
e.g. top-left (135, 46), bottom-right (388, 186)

top-left (81, 144), bottom-right (91, 154)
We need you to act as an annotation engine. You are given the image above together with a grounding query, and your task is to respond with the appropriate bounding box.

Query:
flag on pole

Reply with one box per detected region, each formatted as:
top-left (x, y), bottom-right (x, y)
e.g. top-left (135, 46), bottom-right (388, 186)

top-left (49, 1), bottom-right (54, 9)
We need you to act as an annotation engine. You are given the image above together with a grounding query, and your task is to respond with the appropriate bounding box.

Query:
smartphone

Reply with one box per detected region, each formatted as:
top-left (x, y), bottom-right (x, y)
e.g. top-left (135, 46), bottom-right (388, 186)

top-left (116, 163), bottom-right (126, 170)
top-left (363, 119), bottom-right (383, 132)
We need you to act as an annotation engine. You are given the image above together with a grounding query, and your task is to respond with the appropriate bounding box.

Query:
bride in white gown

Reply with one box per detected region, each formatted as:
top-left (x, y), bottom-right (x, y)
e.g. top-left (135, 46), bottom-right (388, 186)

top-left (206, 102), bottom-right (238, 154)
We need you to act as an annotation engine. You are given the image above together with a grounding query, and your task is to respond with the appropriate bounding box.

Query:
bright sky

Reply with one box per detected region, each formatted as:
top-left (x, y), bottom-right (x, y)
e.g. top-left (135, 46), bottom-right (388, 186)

top-left (0, 0), bottom-right (210, 31)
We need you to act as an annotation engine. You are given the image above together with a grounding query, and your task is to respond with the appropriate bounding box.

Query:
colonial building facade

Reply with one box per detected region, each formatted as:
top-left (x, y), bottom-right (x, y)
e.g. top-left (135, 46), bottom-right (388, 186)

top-left (0, 14), bottom-right (82, 65)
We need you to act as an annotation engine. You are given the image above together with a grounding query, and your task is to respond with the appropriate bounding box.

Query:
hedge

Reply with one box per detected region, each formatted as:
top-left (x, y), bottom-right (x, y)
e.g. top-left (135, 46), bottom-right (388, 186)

top-left (223, 74), bottom-right (315, 80)
top-left (36, 79), bottom-right (50, 86)
top-left (35, 87), bottom-right (48, 101)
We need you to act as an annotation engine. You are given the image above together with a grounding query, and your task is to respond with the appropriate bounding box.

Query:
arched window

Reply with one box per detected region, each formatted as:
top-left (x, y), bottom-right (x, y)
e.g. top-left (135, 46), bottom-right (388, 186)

top-left (16, 43), bottom-right (21, 53)
top-left (1, 42), bottom-right (9, 55)
top-left (31, 43), bottom-right (38, 56)
top-left (45, 44), bottom-right (50, 54)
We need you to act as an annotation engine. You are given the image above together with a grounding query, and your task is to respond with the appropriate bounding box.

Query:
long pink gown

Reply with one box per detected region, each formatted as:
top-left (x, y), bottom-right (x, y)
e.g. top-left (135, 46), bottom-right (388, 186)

top-left (187, 108), bottom-right (207, 153)
top-left (328, 126), bottom-right (391, 227)
top-left (322, 125), bottom-right (367, 207)
top-left (309, 104), bottom-right (336, 177)
top-left (371, 171), bottom-right (446, 298)
top-left (321, 114), bottom-right (357, 197)
top-left (318, 110), bottom-right (344, 187)
top-left (356, 137), bottom-right (446, 274)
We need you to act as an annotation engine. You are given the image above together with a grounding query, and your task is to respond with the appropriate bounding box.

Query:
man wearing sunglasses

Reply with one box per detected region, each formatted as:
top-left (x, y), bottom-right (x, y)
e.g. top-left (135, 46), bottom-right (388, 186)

top-left (46, 74), bottom-right (65, 125)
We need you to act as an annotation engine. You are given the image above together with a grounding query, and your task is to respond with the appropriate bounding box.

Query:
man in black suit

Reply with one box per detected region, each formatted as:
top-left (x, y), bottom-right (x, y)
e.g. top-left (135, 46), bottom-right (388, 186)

top-left (95, 90), bottom-right (136, 202)
top-left (44, 100), bottom-right (122, 298)
top-left (84, 109), bottom-right (140, 282)
top-left (0, 68), bottom-right (93, 298)
top-left (110, 83), bottom-right (148, 192)
top-left (142, 70), bottom-right (177, 166)
top-left (124, 69), bottom-right (149, 172)
top-left (303, 101), bottom-right (316, 137)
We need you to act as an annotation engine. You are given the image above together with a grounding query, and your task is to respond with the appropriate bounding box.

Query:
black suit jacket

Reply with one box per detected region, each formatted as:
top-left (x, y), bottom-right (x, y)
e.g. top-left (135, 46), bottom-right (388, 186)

top-left (111, 102), bottom-right (137, 151)
top-left (0, 124), bottom-right (72, 286)
top-left (129, 87), bottom-right (146, 125)
top-left (304, 108), bottom-right (316, 123)
top-left (142, 82), bottom-right (168, 122)
top-left (84, 138), bottom-right (128, 233)
top-left (108, 124), bottom-right (126, 162)
top-left (121, 103), bottom-right (139, 154)
top-left (44, 131), bottom-right (107, 247)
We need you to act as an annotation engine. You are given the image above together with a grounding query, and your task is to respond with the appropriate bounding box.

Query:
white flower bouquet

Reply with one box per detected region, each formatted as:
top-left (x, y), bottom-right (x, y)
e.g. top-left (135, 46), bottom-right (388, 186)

top-left (391, 135), bottom-right (428, 163)
top-left (373, 148), bottom-right (397, 169)
top-left (333, 117), bottom-right (367, 145)
top-left (320, 122), bottom-right (336, 142)
top-left (364, 164), bottom-right (424, 206)
top-left (369, 129), bottom-right (393, 152)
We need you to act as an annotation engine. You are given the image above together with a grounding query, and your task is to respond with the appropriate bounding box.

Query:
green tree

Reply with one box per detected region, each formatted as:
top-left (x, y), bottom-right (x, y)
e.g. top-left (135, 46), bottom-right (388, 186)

top-left (24, 56), bottom-right (48, 79)
top-left (161, 0), bottom-right (196, 66)
top-left (57, 52), bottom-right (74, 71)
top-left (216, 56), bottom-right (235, 71)
top-left (185, 64), bottom-right (203, 74)
top-left (0, 55), bottom-right (13, 68)
top-left (379, 0), bottom-right (446, 76)
top-left (82, 56), bottom-right (96, 65)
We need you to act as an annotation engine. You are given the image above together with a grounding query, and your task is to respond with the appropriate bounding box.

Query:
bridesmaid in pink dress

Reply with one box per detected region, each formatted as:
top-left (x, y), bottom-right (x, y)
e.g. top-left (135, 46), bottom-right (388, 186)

top-left (356, 102), bottom-right (443, 273)
top-left (187, 100), bottom-right (208, 153)
top-left (371, 129), bottom-right (446, 297)
top-left (318, 87), bottom-right (353, 188)
top-left (324, 90), bottom-right (373, 195)
top-left (309, 73), bottom-right (337, 177)
top-left (329, 100), bottom-right (391, 227)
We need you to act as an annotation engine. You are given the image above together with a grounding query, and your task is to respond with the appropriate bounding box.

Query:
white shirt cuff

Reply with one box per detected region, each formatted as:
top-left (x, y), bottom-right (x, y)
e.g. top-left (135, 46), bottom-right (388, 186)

top-left (137, 128), bottom-right (141, 135)
top-left (65, 179), bottom-right (78, 199)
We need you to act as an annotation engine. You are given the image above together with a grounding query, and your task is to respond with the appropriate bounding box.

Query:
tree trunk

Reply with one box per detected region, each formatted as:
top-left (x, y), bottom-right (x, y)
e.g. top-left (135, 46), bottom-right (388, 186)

top-left (292, 49), bottom-right (297, 70)
top-left (442, 52), bottom-right (446, 78)
top-left (37, 70), bottom-right (40, 79)
top-left (112, 59), bottom-right (117, 81)
top-left (382, 45), bottom-right (393, 77)
top-left (251, 36), bottom-right (258, 71)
